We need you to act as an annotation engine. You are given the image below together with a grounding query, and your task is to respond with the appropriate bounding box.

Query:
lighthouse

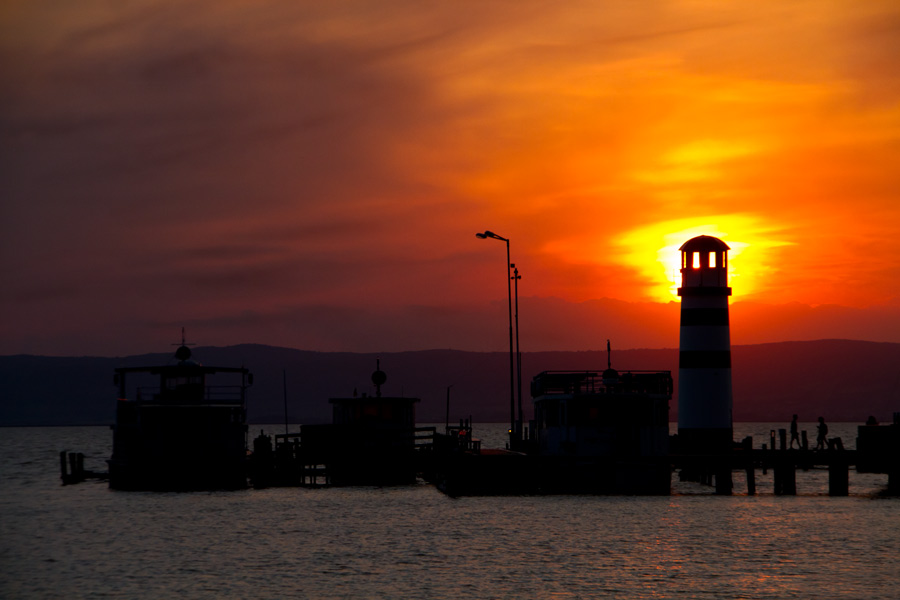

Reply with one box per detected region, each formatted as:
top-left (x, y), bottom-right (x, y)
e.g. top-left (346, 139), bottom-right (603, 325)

top-left (677, 235), bottom-right (733, 454)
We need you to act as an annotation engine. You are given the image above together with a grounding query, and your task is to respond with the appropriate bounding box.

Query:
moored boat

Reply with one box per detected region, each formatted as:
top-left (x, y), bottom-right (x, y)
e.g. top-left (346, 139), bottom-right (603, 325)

top-left (433, 360), bottom-right (673, 496)
top-left (108, 339), bottom-right (253, 491)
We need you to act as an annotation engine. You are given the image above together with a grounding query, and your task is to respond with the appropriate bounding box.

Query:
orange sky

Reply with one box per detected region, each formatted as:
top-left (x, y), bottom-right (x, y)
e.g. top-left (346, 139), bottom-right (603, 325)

top-left (1, 1), bottom-right (899, 355)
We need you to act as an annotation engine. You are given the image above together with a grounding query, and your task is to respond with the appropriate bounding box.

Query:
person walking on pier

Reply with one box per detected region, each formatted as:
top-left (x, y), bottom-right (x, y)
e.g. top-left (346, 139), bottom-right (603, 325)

top-left (790, 414), bottom-right (800, 449)
top-left (815, 416), bottom-right (829, 450)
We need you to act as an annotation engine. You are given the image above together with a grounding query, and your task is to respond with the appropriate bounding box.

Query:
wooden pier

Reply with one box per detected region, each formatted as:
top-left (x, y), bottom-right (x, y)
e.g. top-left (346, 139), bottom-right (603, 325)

top-left (673, 422), bottom-right (900, 496)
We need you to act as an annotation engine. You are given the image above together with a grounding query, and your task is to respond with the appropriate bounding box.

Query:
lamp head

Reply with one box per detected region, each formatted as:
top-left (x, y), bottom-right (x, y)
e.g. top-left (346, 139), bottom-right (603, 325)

top-left (476, 230), bottom-right (507, 241)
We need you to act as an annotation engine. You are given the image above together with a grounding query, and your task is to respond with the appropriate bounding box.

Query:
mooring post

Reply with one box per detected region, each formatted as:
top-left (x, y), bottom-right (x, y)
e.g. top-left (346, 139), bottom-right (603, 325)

top-left (68, 452), bottom-right (78, 480)
top-left (740, 436), bottom-right (755, 495)
top-left (715, 463), bottom-right (732, 495)
top-left (888, 469), bottom-right (900, 496)
top-left (829, 460), bottom-right (849, 496)
top-left (779, 428), bottom-right (787, 451)
top-left (60, 451), bottom-right (68, 482)
top-left (801, 430), bottom-right (808, 451)
top-left (783, 461), bottom-right (796, 495)
top-left (774, 459), bottom-right (796, 495)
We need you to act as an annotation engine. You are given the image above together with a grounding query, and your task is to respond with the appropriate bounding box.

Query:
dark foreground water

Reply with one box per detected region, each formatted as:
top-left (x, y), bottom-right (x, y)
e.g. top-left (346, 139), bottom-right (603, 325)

top-left (2, 424), bottom-right (898, 599)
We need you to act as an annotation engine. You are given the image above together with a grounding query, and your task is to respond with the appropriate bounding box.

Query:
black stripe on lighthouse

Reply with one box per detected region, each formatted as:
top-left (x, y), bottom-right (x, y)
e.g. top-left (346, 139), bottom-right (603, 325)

top-left (679, 350), bottom-right (732, 369)
top-left (680, 308), bottom-right (730, 326)
top-left (678, 286), bottom-right (732, 297)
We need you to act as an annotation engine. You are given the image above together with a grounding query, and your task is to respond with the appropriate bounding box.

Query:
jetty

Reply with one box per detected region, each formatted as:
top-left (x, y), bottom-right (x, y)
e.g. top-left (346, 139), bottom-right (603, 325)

top-left (671, 417), bottom-right (900, 496)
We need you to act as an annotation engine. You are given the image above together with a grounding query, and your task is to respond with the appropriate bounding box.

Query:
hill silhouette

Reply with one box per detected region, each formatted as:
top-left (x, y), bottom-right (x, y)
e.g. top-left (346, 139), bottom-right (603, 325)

top-left (1, 340), bottom-right (898, 426)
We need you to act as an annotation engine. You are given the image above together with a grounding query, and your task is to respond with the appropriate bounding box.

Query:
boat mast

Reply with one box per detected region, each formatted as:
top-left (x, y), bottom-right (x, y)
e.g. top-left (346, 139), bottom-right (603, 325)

top-left (283, 369), bottom-right (289, 435)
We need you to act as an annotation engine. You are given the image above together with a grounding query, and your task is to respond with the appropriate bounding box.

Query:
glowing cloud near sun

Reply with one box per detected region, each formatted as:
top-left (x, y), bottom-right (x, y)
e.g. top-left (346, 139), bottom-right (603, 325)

top-left (617, 215), bottom-right (795, 302)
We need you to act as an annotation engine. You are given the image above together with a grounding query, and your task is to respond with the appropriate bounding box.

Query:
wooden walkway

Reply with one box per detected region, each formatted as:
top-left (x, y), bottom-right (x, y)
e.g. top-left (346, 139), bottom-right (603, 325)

top-left (671, 448), bottom-right (899, 496)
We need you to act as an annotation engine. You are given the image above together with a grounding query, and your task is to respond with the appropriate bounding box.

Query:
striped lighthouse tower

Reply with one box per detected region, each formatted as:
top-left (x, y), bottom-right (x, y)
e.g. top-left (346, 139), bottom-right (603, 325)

top-left (677, 235), bottom-right (733, 455)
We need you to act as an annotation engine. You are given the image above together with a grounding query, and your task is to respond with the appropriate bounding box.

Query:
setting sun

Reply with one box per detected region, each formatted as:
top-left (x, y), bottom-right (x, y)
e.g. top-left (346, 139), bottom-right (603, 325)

top-left (617, 216), bottom-right (794, 302)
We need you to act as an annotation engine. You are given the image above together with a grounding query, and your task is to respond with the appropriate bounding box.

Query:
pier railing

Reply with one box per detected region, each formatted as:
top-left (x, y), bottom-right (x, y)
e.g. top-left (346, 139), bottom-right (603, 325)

top-left (135, 385), bottom-right (246, 404)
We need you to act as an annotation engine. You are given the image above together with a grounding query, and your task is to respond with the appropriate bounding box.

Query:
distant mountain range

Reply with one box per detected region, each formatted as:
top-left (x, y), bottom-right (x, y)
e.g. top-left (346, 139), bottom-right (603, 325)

top-left (2, 340), bottom-right (898, 427)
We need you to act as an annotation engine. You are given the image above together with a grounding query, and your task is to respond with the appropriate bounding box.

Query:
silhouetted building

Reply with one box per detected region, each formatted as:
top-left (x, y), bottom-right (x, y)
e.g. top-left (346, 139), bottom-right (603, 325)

top-left (677, 235), bottom-right (733, 454)
top-left (326, 369), bottom-right (420, 486)
top-left (249, 362), bottom-right (422, 487)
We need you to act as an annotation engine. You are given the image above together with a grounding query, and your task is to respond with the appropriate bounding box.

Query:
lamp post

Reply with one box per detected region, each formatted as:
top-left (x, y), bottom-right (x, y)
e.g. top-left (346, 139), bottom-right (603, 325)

top-left (475, 230), bottom-right (516, 445)
top-left (512, 264), bottom-right (522, 442)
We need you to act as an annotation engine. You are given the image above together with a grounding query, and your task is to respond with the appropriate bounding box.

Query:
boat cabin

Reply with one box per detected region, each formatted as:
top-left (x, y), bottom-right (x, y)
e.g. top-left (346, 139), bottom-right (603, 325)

top-left (322, 364), bottom-right (421, 485)
top-left (530, 369), bottom-right (672, 458)
top-left (108, 345), bottom-right (253, 491)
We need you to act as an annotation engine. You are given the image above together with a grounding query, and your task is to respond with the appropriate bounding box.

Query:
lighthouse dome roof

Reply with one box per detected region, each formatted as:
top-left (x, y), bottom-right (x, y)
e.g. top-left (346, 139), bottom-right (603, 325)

top-left (679, 235), bottom-right (730, 252)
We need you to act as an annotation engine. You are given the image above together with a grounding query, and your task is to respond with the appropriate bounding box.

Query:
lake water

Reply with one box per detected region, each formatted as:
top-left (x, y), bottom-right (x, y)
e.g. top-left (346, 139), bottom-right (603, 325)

top-left (2, 423), bottom-right (898, 599)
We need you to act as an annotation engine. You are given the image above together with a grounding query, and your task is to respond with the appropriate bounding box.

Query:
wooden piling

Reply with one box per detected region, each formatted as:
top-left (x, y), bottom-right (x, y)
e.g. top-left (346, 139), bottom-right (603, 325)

top-left (740, 436), bottom-right (755, 495)
top-left (888, 469), bottom-right (900, 496)
top-left (828, 461), bottom-right (849, 496)
top-left (783, 462), bottom-right (796, 495)
top-left (68, 452), bottom-right (78, 479)
top-left (715, 464), bottom-right (732, 495)
top-left (774, 460), bottom-right (796, 495)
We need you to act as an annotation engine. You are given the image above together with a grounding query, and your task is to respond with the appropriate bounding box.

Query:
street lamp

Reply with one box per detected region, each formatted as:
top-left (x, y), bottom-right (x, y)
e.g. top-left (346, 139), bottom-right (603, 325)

top-left (475, 230), bottom-right (517, 445)
top-left (511, 264), bottom-right (522, 442)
